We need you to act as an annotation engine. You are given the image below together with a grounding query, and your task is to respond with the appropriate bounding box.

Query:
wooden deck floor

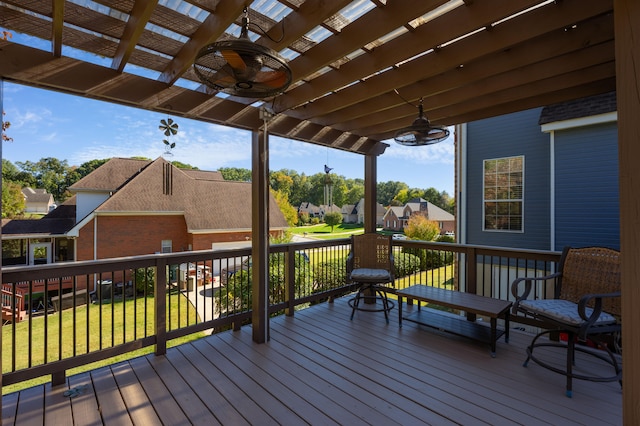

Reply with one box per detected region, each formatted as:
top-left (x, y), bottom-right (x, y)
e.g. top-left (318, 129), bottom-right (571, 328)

top-left (3, 297), bottom-right (622, 425)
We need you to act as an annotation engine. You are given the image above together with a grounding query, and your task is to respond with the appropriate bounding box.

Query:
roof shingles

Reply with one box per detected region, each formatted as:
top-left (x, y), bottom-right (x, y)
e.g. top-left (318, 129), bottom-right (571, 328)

top-left (95, 158), bottom-right (288, 231)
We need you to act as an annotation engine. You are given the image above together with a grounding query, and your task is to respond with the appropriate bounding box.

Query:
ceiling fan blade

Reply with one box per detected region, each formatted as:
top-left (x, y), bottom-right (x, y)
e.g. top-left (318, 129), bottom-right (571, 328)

top-left (255, 70), bottom-right (288, 88)
top-left (221, 50), bottom-right (247, 70)
top-left (211, 73), bottom-right (238, 86)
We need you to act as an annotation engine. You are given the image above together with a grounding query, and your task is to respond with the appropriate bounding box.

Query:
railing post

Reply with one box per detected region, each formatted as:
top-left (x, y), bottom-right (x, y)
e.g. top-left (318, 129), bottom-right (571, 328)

top-left (52, 371), bottom-right (66, 386)
top-left (154, 259), bottom-right (167, 356)
top-left (465, 247), bottom-right (477, 322)
top-left (285, 247), bottom-right (295, 316)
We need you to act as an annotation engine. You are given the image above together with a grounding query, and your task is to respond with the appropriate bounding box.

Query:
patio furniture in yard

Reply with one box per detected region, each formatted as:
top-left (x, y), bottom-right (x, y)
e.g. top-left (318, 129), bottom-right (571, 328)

top-left (346, 234), bottom-right (395, 323)
top-left (511, 246), bottom-right (622, 397)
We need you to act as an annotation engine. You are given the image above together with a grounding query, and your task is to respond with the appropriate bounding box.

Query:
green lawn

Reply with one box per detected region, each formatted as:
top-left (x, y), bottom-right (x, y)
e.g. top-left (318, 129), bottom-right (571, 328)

top-left (2, 290), bottom-right (203, 394)
top-left (290, 223), bottom-right (370, 240)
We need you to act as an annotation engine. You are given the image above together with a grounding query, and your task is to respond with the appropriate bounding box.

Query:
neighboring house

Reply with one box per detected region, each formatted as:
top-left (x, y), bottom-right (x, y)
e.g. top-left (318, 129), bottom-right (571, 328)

top-left (2, 157), bottom-right (289, 269)
top-left (318, 204), bottom-right (340, 219)
top-left (298, 202), bottom-right (321, 218)
top-left (458, 91), bottom-right (619, 252)
top-left (1, 200), bottom-right (75, 265)
top-left (21, 187), bottom-right (55, 213)
top-left (383, 198), bottom-right (455, 234)
top-left (382, 206), bottom-right (404, 231)
top-left (342, 199), bottom-right (385, 226)
top-left (341, 204), bottom-right (357, 224)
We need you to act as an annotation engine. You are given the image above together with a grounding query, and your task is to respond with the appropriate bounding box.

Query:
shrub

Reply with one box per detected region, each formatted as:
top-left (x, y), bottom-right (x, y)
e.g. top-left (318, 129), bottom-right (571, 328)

top-left (393, 252), bottom-right (421, 277)
top-left (437, 235), bottom-right (455, 243)
top-left (298, 212), bottom-right (310, 225)
top-left (401, 247), bottom-right (454, 270)
top-left (133, 267), bottom-right (155, 295)
top-left (216, 253), bottom-right (313, 315)
top-left (312, 257), bottom-right (348, 293)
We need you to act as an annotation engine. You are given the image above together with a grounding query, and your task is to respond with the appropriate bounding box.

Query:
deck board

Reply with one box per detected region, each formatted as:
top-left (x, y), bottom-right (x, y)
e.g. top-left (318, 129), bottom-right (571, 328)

top-left (127, 357), bottom-right (189, 425)
top-left (67, 372), bottom-right (102, 426)
top-left (3, 296), bottom-right (623, 425)
top-left (175, 343), bottom-right (275, 425)
top-left (111, 362), bottom-right (163, 425)
top-left (90, 366), bottom-right (133, 426)
top-left (43, 383), bottom-right (72, 425)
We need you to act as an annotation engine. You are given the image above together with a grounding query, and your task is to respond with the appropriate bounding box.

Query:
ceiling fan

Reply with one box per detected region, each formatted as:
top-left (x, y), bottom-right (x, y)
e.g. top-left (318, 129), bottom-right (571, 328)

top-left (193, 8), bottom-right (292, 98)
top-left (394, 97), bottom-right (450, 146)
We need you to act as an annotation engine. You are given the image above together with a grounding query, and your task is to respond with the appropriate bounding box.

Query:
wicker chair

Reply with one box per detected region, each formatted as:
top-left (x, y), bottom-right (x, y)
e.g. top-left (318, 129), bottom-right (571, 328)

top-left (511, 246), bottom-right (622, 397)
top-left (346, 234), bottom-right (395, 323)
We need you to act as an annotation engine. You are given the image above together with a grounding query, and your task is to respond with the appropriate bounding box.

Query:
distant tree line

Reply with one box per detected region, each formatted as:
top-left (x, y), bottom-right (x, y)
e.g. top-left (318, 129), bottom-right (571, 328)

top-left (219, 167), bottom-right (454, 214)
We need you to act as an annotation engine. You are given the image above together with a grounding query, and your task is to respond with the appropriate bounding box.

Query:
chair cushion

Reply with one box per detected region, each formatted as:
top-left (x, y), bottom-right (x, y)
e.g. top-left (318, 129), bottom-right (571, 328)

top-left (519, 299), bottom-right (617, 326)
top-left (350, 268), bottom-right (391, 282)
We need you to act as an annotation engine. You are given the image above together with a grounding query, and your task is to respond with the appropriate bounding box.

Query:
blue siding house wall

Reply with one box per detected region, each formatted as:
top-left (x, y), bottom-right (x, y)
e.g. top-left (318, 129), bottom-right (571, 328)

top-left (464, 107), bottom-right (551, 250)
top-left (554, 123), bottom-right (619, 250)
top-left (460, 92), bottom-right (619, 251)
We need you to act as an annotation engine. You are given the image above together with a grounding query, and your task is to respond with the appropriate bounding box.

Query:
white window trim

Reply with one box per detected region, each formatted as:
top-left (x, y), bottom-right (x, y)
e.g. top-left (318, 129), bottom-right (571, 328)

top-left (482, 155), bottom-right (525, 233)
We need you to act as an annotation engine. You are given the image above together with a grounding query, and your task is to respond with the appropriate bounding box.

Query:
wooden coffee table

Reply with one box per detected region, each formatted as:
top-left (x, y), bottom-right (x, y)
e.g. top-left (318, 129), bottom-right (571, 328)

top-left (397, 285), bottom-right (512, 357)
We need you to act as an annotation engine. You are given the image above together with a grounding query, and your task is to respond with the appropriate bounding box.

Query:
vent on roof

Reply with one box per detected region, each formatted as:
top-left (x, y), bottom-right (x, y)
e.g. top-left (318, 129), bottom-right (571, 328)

top-left (163, 163), bottom-right (173, 195)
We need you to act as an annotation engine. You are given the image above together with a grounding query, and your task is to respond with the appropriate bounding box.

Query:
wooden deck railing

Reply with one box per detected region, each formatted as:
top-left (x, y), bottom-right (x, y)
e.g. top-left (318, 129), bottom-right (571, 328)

top-left (1, 239), bottom-right (561, 389)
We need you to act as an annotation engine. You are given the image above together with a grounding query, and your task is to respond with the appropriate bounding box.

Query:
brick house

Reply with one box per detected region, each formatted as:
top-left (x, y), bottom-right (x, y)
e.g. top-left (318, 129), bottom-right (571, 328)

top-left (2, 157), bottom-right (288, 269)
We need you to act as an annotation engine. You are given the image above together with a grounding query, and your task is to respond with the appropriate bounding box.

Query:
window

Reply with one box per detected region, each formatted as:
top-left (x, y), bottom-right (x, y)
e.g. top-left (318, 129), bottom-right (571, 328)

top-left (483, 156), bottom-right (523, 231)
top-left (161, 240), bottom-right (172, 253)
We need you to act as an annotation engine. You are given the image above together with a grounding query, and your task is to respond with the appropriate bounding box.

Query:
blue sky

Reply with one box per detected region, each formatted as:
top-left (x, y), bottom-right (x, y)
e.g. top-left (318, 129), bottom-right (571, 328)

top-left (2, 81), bottom-right (455, 195)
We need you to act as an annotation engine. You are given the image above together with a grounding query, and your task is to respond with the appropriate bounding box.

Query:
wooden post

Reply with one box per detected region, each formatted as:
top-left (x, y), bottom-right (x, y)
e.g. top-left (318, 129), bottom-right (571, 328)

top-left (0, 78), bottom-right (4, 419)
top-left (154, 260), bottom-right (167, 355)
top-left (614, 0), bottom-right (640, 422)
top-left (465, 247), bottom-right (477, 322)
top-left (251, 129), bottom-right (269, 343)
top-left (364, 154), bottom-right (377, 234)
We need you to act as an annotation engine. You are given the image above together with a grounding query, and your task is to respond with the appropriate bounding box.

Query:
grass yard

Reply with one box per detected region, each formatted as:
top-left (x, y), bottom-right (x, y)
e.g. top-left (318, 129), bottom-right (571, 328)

top-left (2, 290), bottom-right (203, 394)
top-left (290, 223), bottom-right (366, 239)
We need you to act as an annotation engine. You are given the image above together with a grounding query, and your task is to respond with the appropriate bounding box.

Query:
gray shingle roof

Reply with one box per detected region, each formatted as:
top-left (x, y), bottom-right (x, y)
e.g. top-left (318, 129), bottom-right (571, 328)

top-left (2, 218), bottom-right (75, 236)
top-left (95, 158), bottom-right (288, 231)
top-left (539, 92), bottom-right (617, 125)
top-left (21, 187), bottom-right (53, 203)
top-left (69, 158), bottom-right (152, 192)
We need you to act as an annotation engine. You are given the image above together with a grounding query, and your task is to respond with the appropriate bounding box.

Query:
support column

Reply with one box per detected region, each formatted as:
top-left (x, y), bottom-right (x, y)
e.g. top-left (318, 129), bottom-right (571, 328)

top-left (364, 154), bottom-right (378, 234)
top-left (615, 0), bottom-right (640, 422)
top-left (251, 129), bottom-right (269, 343)
top-left (0, 78), bottom-right (4, 418)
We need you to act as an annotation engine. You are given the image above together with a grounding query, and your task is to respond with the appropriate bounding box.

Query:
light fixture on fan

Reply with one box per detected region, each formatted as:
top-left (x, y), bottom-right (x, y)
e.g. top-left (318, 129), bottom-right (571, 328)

top-left (193, 8), bottom-right (292, 98)
top-left (394, 97), bottom-right (450, 146)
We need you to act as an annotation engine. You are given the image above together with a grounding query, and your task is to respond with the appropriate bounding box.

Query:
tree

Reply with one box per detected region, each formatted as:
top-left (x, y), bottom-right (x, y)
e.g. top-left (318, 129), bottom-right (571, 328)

top-left (171, 161), bottom-right (199, 170)
top-left (2, 159), bottom-right (20, 181)
top-left (377, 181), bottom-right (408, 206)
top-left (272, 189), bottom-right (298, 227)
top-left (270, 171), bottom-right (293, 198)
top-left (324, 211), bottom-right (343, 232)
top-left (1, 180), bottom-right (25, 218)
top-left (344, 182), bottom-right (364, 205)
top-left (16, 157), bottom-right (72, 202)
top-left (404, 214), bottom-right (440, 241)
top-left (219, 167), bottom-right (252, 182)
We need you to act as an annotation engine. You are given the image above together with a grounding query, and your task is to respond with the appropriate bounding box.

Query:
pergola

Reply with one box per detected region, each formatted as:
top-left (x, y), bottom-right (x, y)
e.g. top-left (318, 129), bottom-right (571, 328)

top-left (0, 0), bottom-right (638, 421)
